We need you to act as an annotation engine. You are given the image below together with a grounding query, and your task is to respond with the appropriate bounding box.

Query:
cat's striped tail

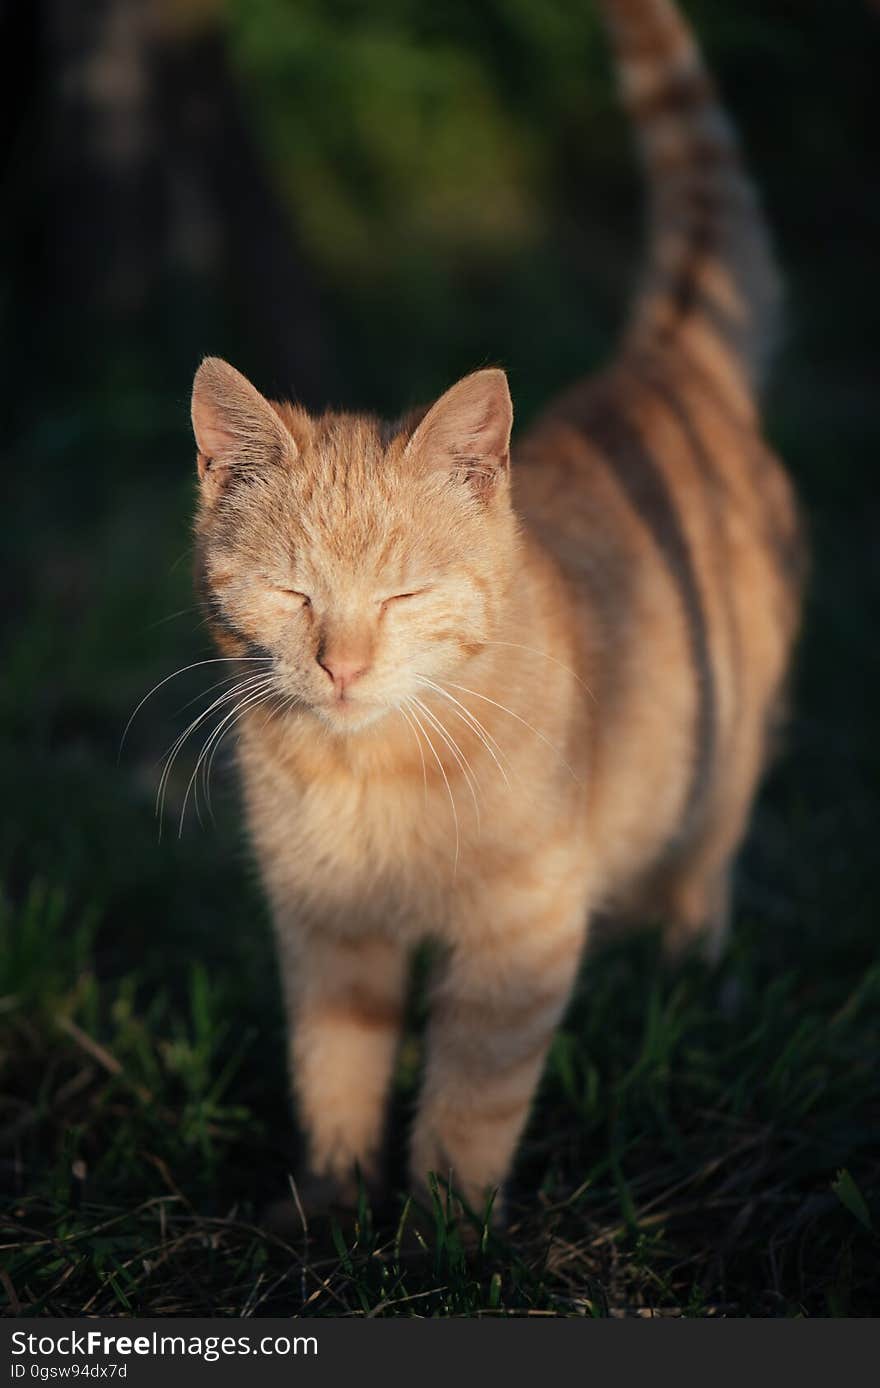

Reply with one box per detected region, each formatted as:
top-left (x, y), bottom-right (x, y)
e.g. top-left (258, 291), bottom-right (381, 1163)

top-left (599, 0), bottom-right (781, 399)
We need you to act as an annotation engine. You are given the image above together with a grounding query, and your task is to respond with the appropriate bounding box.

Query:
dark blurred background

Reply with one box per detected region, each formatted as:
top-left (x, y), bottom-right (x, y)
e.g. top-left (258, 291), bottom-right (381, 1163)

top-left (0, 0), bottom-right (878, 1314)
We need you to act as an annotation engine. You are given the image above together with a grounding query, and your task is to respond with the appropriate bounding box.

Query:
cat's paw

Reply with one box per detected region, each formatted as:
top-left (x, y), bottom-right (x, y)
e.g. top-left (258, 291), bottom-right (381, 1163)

top-left (406, 1175), bottom-right (505, 1253)
top-left (262, 1169), bottom-right (385, 1237)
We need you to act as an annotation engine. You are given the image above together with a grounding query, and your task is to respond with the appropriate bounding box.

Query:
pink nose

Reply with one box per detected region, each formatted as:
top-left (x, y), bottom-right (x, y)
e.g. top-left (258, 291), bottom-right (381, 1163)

top-left (317, 652), bottom-right (369, 692)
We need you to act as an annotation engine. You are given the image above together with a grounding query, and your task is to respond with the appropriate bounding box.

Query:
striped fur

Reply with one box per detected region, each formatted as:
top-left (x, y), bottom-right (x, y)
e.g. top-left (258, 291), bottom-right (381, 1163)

top-left (189, 0), bottom-right (804, 1222)
top-left (600, 0), bottom-right (782, 397)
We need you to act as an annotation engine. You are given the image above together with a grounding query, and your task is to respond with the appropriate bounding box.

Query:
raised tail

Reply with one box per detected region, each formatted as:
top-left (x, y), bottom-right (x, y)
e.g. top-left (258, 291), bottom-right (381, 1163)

top-left (599, 0), bottom-right (782, 401)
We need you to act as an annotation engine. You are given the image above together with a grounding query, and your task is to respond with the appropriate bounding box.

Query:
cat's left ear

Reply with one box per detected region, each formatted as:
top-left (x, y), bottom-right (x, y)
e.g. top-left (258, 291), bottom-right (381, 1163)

top-left (404, 369), bottom-right (513, 499)
top-left (191, 356), bottom-right (298, 500)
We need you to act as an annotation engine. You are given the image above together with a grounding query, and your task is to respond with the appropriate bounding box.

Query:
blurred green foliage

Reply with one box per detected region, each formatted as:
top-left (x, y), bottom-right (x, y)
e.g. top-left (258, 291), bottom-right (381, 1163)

top-left (226, 0), bottom-right (621, 406)
top-left (225, 0), bottom-right (606, 275)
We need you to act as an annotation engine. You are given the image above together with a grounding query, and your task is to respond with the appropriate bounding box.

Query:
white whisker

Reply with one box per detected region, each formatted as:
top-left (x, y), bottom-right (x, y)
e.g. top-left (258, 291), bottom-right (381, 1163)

top-left (415, 677), bottom-right (512, 788)
top-left (199, 678), bottom-right (278, 821)
top-left (157, 672), bottom-right (268, 807)
top-left (410, 695), bottom-right (481, 831)
top-left (404, 698), bottom-right (460, 874)
top-left (203, 680), bottom-right (286, 812)
top-left (172, 670), bottom-right (249, 720)
top-left (397, 704), bottom-right (428, 804)
top-left (180, 680), bottom-right (275, 836)
top-left (444, 680), bottom-right (581, 782)
top-left (156, 673), bottom-right (271, 834)
top-left (120, 655), bottom-right (272, 758)
top-left (193, 686), bottom-right (273, 830)
top-left (143, 605), bottom-right (203, 633)
top-left (480, 640), bottom-right (596, 702)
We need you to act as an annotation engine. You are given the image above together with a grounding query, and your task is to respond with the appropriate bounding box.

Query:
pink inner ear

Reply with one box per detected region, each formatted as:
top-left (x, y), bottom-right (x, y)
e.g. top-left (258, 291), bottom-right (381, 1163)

top-left (191, 402), bottom-right (237, 464)
top-left (190, 356), bottom-right (298, 478)
top-left (405, 369), bottom-right (513, 480)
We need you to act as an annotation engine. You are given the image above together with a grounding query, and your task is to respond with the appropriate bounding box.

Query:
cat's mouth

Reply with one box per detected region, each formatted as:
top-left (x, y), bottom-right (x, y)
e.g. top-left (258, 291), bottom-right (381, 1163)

top-left (315, 692), bottom-right (384, 729)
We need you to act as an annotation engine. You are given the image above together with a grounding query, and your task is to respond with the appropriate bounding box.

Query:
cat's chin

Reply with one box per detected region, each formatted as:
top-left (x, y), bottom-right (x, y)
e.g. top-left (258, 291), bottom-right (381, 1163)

top-left (312, 699), bottom-right (388, 733)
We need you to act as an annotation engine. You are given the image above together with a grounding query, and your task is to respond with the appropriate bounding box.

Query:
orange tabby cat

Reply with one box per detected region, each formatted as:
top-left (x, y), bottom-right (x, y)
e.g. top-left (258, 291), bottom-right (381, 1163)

top-left (189, 0), bottom-right (803, 1221)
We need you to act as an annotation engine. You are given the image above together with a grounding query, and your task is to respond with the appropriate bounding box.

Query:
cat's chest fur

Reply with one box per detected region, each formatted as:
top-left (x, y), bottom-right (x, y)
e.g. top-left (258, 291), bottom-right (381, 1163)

top-left (237, 713), bottom-right (463, 931)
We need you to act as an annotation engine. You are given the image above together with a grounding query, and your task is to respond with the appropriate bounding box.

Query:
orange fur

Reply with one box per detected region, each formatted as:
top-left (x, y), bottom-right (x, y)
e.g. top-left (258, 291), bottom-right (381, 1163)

top-left (188, 0), bottom-right (804, 1220)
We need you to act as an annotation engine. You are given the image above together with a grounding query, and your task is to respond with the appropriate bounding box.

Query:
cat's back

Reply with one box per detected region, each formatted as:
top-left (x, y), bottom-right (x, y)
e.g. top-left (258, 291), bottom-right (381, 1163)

top-left (510, 354), bottom-right (804, 898)
top-left (515, 355), bottom-right (803, 666)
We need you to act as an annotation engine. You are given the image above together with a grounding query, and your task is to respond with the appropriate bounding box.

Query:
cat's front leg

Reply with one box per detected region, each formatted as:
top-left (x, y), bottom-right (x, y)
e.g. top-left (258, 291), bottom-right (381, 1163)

top-left (275, 922), bottom-right (410, 1212)
top-left (409, 869), bottom-right (590, 1225)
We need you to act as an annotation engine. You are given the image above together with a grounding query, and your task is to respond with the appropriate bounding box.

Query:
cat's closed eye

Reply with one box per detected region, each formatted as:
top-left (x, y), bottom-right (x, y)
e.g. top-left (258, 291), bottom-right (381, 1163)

top-left (380, 587), bottom-right (430, 608)
top-left (271, 587), bottom-right (311, 608)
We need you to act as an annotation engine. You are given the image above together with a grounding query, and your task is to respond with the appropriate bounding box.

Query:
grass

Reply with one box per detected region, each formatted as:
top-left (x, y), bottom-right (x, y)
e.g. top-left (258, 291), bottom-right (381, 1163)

top-left (1, 853), bottom-right (878, 1315)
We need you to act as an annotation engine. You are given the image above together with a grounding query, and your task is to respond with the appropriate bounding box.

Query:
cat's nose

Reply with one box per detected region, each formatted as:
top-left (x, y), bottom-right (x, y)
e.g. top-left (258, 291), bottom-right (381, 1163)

top-left (317, 651), bottom-right (369, 692)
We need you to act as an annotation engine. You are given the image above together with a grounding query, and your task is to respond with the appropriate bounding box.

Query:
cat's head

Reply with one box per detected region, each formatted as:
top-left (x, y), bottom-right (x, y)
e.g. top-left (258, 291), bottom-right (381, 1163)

top-left (191, 357), bottom-right (517, 731)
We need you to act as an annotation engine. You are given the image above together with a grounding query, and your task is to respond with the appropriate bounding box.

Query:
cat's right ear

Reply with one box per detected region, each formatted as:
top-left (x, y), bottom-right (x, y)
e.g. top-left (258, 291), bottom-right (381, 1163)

top-left (191, 357), bottom-right (298, 501)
